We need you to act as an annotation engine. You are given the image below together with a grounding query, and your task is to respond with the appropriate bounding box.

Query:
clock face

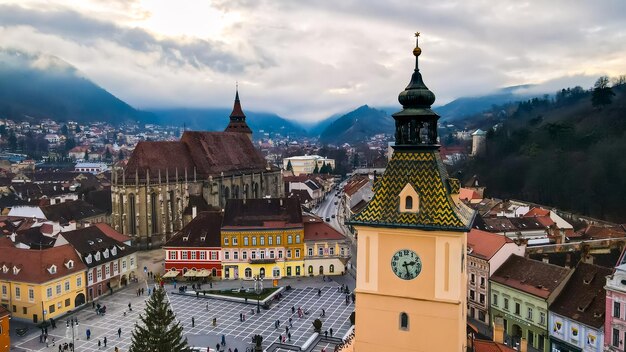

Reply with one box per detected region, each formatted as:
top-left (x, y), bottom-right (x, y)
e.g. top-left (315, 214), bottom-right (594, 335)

top-left (391, 249), bottom-right (422, 280)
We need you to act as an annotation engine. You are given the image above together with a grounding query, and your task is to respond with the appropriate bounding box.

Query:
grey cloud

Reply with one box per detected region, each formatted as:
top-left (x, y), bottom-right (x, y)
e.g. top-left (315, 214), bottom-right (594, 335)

top-left (0, 4), bottom-right (263, 73)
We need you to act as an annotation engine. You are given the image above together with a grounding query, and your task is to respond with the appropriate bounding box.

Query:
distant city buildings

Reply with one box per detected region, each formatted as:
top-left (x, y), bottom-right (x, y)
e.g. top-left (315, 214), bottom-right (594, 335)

top-left (283, 155), bottom-right (335, 175)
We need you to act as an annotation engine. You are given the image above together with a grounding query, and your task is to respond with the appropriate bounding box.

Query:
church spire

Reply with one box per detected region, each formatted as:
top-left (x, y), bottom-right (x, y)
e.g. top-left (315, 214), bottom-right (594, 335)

top-left (229, 83), bottom-right (246, 121)
top-left (225, 84), bottom-right (253, 139)
top-left (392, 33), bottom-right (439, 149)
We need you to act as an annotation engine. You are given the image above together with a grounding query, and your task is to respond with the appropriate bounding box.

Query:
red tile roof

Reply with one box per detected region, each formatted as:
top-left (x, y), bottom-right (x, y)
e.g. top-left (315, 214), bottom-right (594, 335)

top-left (459, 188), bottom-right (481, 201)
top-left (222, 198), bottom-right (302, 229)
top-left (0, 244), bottom-right (87, 284)
top-left (93, 223), bottom-right (131, 243)
top-left (491, 255), bottom-right (571, 299)
top-left (467, 228), bottom-right (513, 260)
top-left (550, 263), bottom-right (610, 328)
top-left (524, 207), bottom-right (550, 217)
top-left (473, 339), bottom-right (516, 352)
top-left (343, 176), bottom-right (369, 197)
top-left (124, 131), bottom-right (270, 181)
top-left (303, 215), bottom-right (346, 241)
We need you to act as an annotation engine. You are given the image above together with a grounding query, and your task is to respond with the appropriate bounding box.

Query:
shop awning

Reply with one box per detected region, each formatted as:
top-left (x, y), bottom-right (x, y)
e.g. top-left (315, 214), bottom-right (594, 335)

top-left (196, 269), bottom-right (211, 277)
top-left (162, 270), bottom-right (180, 278)
top-left (183, 270), bottom-right (197, 277)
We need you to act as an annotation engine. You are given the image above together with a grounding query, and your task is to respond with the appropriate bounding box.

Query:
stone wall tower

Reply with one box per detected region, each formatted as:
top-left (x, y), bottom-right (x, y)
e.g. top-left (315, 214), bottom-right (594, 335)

top-left (347, 33), bottom-right (475, 352)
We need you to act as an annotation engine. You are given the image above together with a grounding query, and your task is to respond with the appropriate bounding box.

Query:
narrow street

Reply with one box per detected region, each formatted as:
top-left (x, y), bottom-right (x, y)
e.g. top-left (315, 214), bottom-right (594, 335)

top-left (313, 181), bottom-right (358, 273)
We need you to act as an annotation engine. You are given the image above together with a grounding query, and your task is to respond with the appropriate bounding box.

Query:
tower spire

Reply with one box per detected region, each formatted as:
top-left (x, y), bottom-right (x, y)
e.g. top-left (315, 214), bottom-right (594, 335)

top-left (392, 32), bottom-right (439, 149)
top-left (225, 84), bottom-right (253, 139)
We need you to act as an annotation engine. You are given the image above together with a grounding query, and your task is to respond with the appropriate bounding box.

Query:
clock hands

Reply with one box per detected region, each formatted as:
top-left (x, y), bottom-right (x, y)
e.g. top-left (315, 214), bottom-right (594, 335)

top-left (402, 261), bottom-right (417, 278)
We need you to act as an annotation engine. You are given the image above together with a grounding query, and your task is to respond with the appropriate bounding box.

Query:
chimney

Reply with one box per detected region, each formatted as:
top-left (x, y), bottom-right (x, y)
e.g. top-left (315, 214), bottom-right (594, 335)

top-left (519, 337), bottom-right (528, 352)
top-left (192, 206), bottom-right (197, 219)
top-left (493, 317), bottom-right (504, 344)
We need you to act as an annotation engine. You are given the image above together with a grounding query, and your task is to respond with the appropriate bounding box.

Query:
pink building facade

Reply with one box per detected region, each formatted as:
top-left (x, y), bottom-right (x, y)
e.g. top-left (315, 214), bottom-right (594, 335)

top-left (605, 264), bottom-right (626, 351)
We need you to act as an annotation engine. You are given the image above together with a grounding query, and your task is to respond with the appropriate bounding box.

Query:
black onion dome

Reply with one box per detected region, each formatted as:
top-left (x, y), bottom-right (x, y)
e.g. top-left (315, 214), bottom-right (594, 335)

top-left (397, 35), bottom-right (436, 109)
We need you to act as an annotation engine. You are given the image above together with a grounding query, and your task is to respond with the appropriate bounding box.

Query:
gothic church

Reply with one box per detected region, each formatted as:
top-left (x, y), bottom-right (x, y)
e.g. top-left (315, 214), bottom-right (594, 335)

top-left (111, 91), bottom-right (283, 248)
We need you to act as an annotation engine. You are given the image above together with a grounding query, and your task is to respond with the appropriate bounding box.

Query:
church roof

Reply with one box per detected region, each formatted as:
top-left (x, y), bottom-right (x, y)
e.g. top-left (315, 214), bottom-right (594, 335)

top-left (122, 131), bottom-right (270, 181)
top-left (348, 151), bottom-right (474, 231)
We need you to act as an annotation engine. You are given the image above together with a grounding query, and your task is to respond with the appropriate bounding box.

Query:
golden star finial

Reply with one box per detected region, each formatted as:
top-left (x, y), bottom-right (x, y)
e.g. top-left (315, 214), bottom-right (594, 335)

top-left (415, 32), bottom-right (420, 38)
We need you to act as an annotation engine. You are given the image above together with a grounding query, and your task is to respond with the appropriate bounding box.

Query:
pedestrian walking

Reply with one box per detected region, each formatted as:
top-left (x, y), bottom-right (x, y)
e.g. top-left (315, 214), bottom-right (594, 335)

top-left (115, 347), bottom-right (119, 352)
top-left (97, 339), bottom-right (101, 349)
top-left (118, 327), bottom-right (122, 338)
top-left (285, 326), bottom-right (289, 334)
top-left (330, 328), bottom-right (333, 337)
top-left (86, 328), bottom-right (91, 340)
top-left (192, 316), bottom-right (195, 327)
top-left (318, 288), bottom-right (321, 297)
top-left (291, 305), bottom-right (295, 313)
top-left (213, 317), bottom-right (217, 327)
top-left (288, 332), bottom-right (291, 341)
top-left (128, 302), bottom-right (132, 311)
top-left (104, 336), bottom-right (107, 347)
top-left (325, 330), bottom-right (328, 339)
top-left (221, 334), bottom-right (226, 346)
top-left (289, 317), bottom-right (292, 327)
top-left (240, 313), bottom-right (243, 322)
top-left (206, 303), bottom-right (209, 311)
top-left (279, 334), bottom-right (282, 342)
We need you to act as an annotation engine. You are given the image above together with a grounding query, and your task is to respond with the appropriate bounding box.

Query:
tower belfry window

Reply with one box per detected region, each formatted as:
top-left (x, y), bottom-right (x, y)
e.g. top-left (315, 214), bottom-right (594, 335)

top-left (405, 196), bottom-right (413, 209)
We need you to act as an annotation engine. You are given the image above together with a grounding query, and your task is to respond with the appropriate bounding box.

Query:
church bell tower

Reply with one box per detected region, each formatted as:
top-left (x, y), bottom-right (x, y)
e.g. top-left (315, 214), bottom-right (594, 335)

top-left (347, 33), bottom-right (475, 352)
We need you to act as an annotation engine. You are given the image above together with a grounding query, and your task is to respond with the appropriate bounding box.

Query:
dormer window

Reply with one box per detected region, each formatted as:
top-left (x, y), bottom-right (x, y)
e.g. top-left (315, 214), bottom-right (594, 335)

top-left (2, 265), bottom-right (7, 274)
top-left (13, 266), bottom-right (21, 275)
top-left (95, 252), bottom-right (101, 261)
top-left (96, 238), bottom-right (103, 243)
top-left (47, 265), bottom-right (57, 274)
top-left (65, 260), bottom-right (74, 269)
top-left (86, 254), bottom-right (92, 264)
top-left (87, 240), bottom-right (95, 245)
top-left (103, 249), bottom-right (109, 259)
top-left (111, 247), bottom-right (117, 256)
top-left (399, 183), bottom-right (420, 214)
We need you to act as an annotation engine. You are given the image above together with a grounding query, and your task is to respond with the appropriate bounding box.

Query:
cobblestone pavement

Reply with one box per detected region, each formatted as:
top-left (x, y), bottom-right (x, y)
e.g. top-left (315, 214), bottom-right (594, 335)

top-left (169, 285), bottom-right (353, 351)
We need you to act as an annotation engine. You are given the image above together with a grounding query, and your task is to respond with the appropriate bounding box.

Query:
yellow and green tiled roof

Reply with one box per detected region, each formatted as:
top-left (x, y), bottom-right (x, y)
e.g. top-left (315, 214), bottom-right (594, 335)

top-left (348, 150), bottom-right (474, 231)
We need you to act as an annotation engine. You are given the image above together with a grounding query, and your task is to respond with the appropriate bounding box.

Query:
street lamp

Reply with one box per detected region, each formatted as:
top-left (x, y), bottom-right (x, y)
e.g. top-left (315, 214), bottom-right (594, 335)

top-left (70, 318), bottom-right (76, 349)
top-left (254, 275), bottom-right (263, 313)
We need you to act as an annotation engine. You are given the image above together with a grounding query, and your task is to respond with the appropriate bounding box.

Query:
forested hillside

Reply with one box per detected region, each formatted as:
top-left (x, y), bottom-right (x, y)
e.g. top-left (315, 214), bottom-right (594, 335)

top-left (461, 77), bottom-right (626, 222)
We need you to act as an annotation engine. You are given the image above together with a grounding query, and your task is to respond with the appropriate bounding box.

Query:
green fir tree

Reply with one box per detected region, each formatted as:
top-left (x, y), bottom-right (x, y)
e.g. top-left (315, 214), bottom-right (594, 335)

top-left (286, 160), bottom-right (293, 171)
top-left (313, 163), bottom-right (320, 174)
top-left (129, 287), bottom-right (191, 352)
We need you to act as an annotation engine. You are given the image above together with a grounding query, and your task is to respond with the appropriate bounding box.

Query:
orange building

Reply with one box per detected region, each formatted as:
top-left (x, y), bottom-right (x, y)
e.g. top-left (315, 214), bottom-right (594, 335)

top-left (0, 305), bottom-right (9, 352)
top-left (347, 33), bottom-right (475, 352)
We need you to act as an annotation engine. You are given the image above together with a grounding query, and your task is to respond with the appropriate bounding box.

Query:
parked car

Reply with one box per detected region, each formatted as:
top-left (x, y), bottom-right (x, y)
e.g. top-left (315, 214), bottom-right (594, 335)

top-left (326, 217), bottom-right (330, 222)
top-left (331, 214), bottom-right (336, 218)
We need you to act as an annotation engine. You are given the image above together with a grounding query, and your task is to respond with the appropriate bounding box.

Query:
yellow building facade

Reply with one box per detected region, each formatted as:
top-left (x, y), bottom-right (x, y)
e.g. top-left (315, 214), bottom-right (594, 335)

top-left (221, 228), bottom-right (305, 279)
top-left (303, 215), bottom-right (351, 276)
top-left (346, 34), bottom-right (474, 352)
top-left (0, 244), bottom-right (87, 323)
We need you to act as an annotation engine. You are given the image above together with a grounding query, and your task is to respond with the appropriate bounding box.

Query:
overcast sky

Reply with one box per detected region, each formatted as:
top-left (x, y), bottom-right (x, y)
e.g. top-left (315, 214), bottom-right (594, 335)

top-left (1, 0), bottom-right (625, 122)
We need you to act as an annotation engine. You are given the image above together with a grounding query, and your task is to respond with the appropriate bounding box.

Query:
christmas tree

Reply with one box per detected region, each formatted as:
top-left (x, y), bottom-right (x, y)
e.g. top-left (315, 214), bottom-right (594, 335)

top-left (129, 287), bottom-right (191, 352)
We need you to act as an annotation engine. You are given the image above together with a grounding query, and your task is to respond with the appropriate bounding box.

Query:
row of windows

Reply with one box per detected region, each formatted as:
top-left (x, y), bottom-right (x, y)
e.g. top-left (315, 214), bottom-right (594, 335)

top-left (224, 234), bottom-right (302, 246)
top-left (169, 251), bottom-right (218, 261)
top-left (469, 274), bottom-right (486, 287)
top-left (492, 293), bottom-right (546, 325)
top-left (223, 249), bottom-right (301, 260)
top-left (168, 247), bottom-right (346, 261)
top-left (4, 277), bottom-right (83, 302)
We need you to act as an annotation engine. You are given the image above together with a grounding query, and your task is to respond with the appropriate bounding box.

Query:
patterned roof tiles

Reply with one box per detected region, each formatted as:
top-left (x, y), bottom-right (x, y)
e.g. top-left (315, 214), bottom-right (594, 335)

top-left (348, 150), bottom-right (474, 231)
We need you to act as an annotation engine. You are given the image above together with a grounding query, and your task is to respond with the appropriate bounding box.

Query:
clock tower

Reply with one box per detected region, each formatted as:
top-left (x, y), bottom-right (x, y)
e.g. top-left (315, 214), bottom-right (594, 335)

top-left (347, 34), bottom-right (475, 352)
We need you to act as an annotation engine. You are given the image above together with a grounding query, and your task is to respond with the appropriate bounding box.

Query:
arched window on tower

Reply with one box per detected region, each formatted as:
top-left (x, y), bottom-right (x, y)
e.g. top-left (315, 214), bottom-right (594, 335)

top-left (405, 196), bottom-right (413, 210)
top-left (400, 312), bottom-right (409, 330)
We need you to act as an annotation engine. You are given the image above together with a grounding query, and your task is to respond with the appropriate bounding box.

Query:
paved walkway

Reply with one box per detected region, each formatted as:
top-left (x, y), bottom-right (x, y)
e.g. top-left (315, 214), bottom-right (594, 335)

top-left (169, 285), bottom-right (353, 351)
